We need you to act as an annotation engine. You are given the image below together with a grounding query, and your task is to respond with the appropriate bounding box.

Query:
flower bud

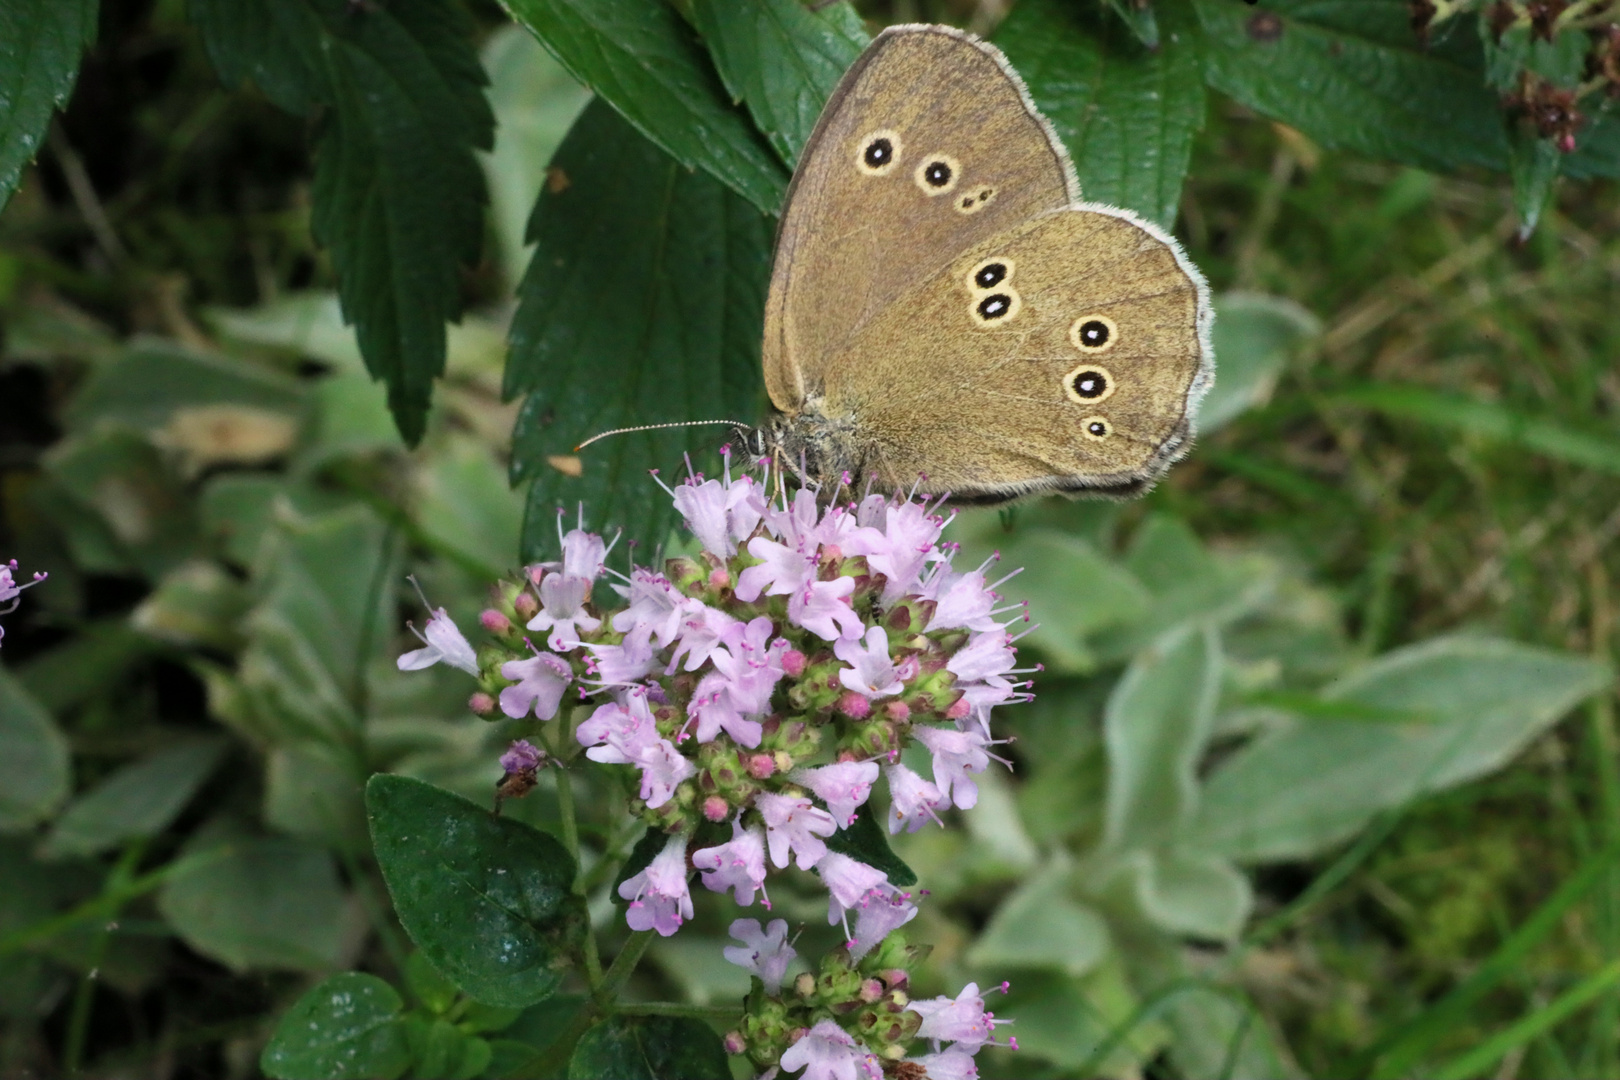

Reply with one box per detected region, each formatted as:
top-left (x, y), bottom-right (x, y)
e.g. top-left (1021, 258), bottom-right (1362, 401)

top-left (781, 648), bottom-right (807, 677)
top-left (859, 978), bottom-right (883, 1003)
top-left (746, 753), bottom-right (776, 779)
top-left (702, 795), bottom-right (730, 822)
top-left (795, 973), bottom-right (816, 998)
top-left (836, 691), bottom-right (871, 720)
top-left (723, 1031), bottom-right (747, 1055)
top-left (708, 568), bottom-right (730, 591)
top-left (513, 591), bottom-right (539, 621)
top-left (468, 692), bottom-right (496, 716)
top-left (479, 609), bottom-right (512, 634)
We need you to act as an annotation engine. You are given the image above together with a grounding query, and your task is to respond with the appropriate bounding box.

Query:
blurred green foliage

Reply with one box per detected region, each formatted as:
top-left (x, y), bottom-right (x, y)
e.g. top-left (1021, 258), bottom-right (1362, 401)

top-left (2, 0), bottom-right (1620, 1078)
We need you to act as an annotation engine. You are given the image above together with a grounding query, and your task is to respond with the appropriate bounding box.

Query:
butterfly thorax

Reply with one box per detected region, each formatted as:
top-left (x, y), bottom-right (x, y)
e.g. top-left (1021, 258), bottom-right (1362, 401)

top-left (763, 403), bottom-right (870, 496)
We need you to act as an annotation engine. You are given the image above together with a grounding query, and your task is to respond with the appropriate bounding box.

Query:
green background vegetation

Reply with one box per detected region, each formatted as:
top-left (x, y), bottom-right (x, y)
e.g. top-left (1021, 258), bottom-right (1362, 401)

top-left (2, 0), bottom-right (1620, 1077)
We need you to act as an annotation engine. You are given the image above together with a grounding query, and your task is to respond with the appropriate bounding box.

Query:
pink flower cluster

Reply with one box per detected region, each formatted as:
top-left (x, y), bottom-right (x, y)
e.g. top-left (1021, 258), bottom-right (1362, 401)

top-left (395, 456), bottom-right (1033, 1077)
top-left (0, 559), bottom-right (47, 649)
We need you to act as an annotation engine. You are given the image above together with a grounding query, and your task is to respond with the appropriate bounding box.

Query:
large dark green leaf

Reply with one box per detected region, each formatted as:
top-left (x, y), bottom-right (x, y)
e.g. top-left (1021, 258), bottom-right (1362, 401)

top-left (567, 1016), bottom-right (729, 1080)
top-left (366, 774), bottom-right (582, 1008)
top-left (1566, 106), bottom-right (1620, 181)
top-left (261, 972), bottom-right (412, 1080)
top-left (192, 0), bottom-right (493, 446)
top-left (506, 101), bottom-right (771, 558)
top-left (500, 0), bottom-right (788, 212)
top-left (996, 0), bottom-right (1206, 229)
top-left (1195, 0), bottom-right (1508, 173)
top-left (690, 0), bottom-right (868, 168)
top-left (0, 0), bottom-right (97, 209)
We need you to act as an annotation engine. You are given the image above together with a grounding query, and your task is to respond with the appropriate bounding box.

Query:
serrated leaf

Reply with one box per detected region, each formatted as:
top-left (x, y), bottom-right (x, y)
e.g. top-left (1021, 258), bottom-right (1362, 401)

top-left (1479, 20), bottom-right (1587, 91)
top-left (567, 1016), bottom-right (729, 1080)
top-left (366, 774), bottom-right (582, 1008)
top-left (309, 1), bottom-right (493, 445)
top-left (1190, 636), bottom-right (1612, 861)
top-left (188, 0), bottom-right (318, 114)
top-left (691, 0), bottom-right (867, 168)
top-left (157, 829), bottom-right (354, 971)
top-left (1565, 105), bottom-right (1620, 180)
top-left (996, 0), bottom-right (1204, 229)
top-left (506, 101), bottom-right (771, 558)
top-left (1102, 622), bottom-right (1222, 852)
top-left (500, 0), bottom-right (788, 212)
top-left (261, 972), bottom-right (411, 1080)
top-left (0, 667), bottom-right (70, 832)
top-left (1195, 0), bottom-right (1508, 173)
top-left (825, 803), bottom-right (917, 887)
top-left (0, 0), bottom-right (97, 209)
top-left (193, 0), bottom-right (494, 446)
top-left (40, 738), bottom-right (227, 859)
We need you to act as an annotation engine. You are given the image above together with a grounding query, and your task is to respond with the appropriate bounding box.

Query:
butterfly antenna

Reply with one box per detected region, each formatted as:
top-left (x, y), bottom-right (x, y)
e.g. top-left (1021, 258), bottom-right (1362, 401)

top-left (574, 420), bottom-right (749, 452)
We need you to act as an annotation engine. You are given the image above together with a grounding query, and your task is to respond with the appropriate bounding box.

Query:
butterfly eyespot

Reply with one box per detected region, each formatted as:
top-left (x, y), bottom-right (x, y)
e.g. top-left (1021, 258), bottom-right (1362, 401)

top-left (913, 154), bottom-right (960, 195)
top-left (855, 129), bottom-right (902, 175)
top-left (970, 289), bottom-right (1021, 325)
top-left (966, 258), bottom-right (1013, 292)
top-left (1063, 365), bottom-right (1115, 404)
top-left (1069, 314), bottom-right (1119, 353)
top-left (1081, 416), bottom-right (1112, 440)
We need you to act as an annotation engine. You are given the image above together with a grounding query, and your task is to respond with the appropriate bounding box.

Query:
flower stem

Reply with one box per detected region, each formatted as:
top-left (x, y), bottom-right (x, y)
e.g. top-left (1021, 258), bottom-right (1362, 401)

top-left (600, 930), bottom-right (654, 1002)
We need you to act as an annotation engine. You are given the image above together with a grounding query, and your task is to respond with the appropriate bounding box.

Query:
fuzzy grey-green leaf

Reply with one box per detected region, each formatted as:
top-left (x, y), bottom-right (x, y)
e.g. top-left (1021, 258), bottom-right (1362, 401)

top-left (261, 972), bottom-right (410, 1080)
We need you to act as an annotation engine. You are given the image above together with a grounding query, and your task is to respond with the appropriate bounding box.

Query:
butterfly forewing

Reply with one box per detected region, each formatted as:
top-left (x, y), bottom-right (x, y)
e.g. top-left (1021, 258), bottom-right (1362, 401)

top-left (763, 24), bottom-right (1077, 412)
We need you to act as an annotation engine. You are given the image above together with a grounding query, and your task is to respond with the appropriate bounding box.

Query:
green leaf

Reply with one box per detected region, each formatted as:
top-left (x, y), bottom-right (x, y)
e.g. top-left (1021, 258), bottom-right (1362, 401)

top-left (0, 667), bottom-right (70, 832)
top-left (366, 774), bottom-right (582, 1009)
top-left (1565, 105), bottom-right (1620, 180)
top-left (824, 802), bottom-right (917, 887)
top-left (264, 742), bottom-right (368, 850)
top-left (63, 341), bottom-right (307, 434)
top-left (500, 0), bottom-right (788, 212)
top-left (996, 0), bottom-right (1205, 229)
top-left (1105, 0), bottom-right (1161, 49)
top-left (40, 738), bottom-right (228, 859)
top-left (131, 561), bottom-right (251, 651)
top-left (194, 0), bottom-right (494, 445)
top-left (157, 829), bottom-right (354, 971)
top-left (506, 101), bottom-right (772, 557)
top-left (261, 972), bottom-right (412, 1080)
top-left (1479, 20), bottom-right (1587, 91)
top-left (1191, 636), bottom-right (1612, 861)
top-left (189, 0), bottom-right (320, 113)
top-left (239, 506), bottom-right (395, 747)
top-left (479, 24), bottom-right (592, 288)
top-left (1508, 125), bottom-right (1560, 239)
top-left (1338, 383), bottom-right (1620, 476)
top-left (1102, 623), bottom-right (1222, 852)
top-left (307, 0), bottom-right (494, 445)
top-left (999, 959), bottom-right (1169, 1073)
top-left (405, 951), bottom-right (459, 1015)
top-left (967, 860), bottom-right (1110, 976)
top-left (1199, 292), bottom-right (1319, 433)
top-left (1124, 848), bottom-right (1251, 941)
top-left (404, 1016), bottom-right (491, 1080)
top-left (0, 0), bottom-right (97, 209)
top-left (1195, 0), bottom-right (1508, 173)
top-left (690, 0), bottom-right (867, 168)
top-left (566, 1016), bottom-right (729, 1080)
top-left (414, 435), bottom-right (524, 577)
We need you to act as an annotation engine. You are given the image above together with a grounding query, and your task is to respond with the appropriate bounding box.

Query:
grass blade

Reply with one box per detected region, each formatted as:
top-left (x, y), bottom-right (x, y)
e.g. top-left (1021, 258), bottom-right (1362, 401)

top-left (1339, 385), bottom-right (1620, 476)
top-left (1431, 959), bottom-right (1620, 1080)
top-left (1354, 836), bottom-right (1620, 1078)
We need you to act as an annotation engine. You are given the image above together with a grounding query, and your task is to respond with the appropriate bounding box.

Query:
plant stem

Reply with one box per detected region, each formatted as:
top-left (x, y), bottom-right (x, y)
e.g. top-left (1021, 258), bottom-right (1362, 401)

top-left (600, 930), bottom-right (654, 1002)
top-left (63, 843), bottom-right (144, 1075)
